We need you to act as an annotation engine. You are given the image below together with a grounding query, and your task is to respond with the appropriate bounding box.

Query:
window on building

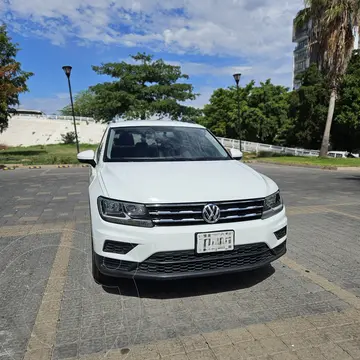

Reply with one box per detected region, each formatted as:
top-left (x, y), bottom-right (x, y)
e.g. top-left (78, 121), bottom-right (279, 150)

top-left (295, 60), bottom-right (307, 72)
top-left (296, 39), bottom-right (308, 51)
top-left (295, 50), bottom-right (308, 62)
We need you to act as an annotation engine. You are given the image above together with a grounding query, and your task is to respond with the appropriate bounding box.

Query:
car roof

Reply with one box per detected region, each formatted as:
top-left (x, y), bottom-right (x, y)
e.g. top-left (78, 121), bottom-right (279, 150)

top-left (107, 120), bottom-right (205, 129)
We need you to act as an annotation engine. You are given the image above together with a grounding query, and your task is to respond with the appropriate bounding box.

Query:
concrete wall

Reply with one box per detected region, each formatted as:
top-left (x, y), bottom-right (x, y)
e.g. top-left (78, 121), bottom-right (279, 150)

top-left (0, 116), bottom-right (107, 146)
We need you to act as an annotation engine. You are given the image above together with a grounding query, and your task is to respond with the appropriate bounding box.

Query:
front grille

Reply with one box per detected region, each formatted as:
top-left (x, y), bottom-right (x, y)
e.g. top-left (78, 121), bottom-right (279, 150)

top-left (103, 240), bottom-right (137, 255)
top-left (146, 199), bottom-right (264, 226)
top-left (274, 226), bottom-right (287, 240)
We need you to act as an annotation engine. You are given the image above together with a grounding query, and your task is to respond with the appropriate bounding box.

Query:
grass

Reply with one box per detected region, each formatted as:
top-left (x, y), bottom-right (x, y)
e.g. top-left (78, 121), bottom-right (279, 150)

top-left (253, 155), bottom-right (360, 167)
top-left (0, 144), bottom-right (97, 165)
top-left (1, 145), bottom-right (359, 167)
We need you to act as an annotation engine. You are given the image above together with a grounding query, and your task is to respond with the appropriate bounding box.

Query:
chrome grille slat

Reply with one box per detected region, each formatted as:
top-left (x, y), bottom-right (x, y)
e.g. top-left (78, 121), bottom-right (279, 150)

top-left (146, 198), bottom-right (264, 226)
top-left (149, 210), bottom-right (202, 215)
top-left (221, 213), bottom-right (260, 220)
top-left (220, 206), bottom-right (263, 212)
top-left (153, 218), bottom-right (201, 224)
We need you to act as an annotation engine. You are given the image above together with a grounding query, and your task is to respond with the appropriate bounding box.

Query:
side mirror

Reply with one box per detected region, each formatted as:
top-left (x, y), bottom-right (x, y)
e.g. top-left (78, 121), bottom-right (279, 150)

top-left (230, 148), bottom-right (243, 160)
top-left (77, 150), bottom-right (96, 168)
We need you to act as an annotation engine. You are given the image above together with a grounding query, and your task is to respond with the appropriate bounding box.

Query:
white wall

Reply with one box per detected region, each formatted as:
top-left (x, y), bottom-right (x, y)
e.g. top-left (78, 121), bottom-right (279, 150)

top-left (0, 116), bottom-right (107, 146)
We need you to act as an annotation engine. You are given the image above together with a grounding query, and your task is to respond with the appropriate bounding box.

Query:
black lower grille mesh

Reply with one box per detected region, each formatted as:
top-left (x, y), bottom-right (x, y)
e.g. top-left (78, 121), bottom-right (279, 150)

top-left (274, 226), bottom-right (287, 240)
top-left (138, 251), bottom-right (273, 273)
top-left (103, 257), bottom-right (134, 271)
top-left (146, 243), bottom-right (269, 263)
top-left (103, 240), bottom-right (137, 255)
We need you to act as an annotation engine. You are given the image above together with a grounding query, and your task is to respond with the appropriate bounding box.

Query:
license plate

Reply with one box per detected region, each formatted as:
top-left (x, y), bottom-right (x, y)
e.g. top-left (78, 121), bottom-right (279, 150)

top-left (196, 231), bottom-right (234, 254)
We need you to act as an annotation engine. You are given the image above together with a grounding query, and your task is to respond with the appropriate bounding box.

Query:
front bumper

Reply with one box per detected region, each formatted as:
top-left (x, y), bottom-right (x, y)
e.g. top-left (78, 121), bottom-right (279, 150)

top-left (94, 240), bottom-right (287, 280)
top-left (91, 201), bottom-right (288, 280)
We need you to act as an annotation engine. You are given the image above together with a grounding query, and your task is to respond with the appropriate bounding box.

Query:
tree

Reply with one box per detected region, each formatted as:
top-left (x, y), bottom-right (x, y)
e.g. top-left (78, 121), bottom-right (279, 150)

top-left (60, 90), bottom-right (96, 117)
top-left (333, 50), bottom-right (360, 152)
top-left (200, 82), bottom-right (254, 139)
top-left (246, 80), bottom-right (290, 144)
top-left (201, 80), bottom-right (290, 144)
top-left (286, 64), bottom-right (329, 149)
top-left (295, 1), bottom-right (360, 156)
top-left (0, 24), bottom-right (33, 132)
top-left (89, 52), bottom-right (198, 122)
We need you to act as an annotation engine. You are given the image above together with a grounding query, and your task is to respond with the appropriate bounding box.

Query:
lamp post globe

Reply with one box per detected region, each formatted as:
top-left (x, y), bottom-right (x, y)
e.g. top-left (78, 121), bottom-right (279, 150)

top-left (62, 65), bottom-right (72, 78)
top-left (233, 73), bottom-right (241, 85)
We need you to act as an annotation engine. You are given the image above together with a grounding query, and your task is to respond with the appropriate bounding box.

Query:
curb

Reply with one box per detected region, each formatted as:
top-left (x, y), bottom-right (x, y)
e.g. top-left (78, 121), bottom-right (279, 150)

top-left (1, 164), bottom-right (89, 170)
top-left (56, 164), bottom-right (89, 168)
top-left (244, 160), bottom-right (338, 171)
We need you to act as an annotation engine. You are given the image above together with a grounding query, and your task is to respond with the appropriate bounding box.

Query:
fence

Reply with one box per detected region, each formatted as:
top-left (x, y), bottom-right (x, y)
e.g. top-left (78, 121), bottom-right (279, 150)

top-left (218, 137), bottom-right (320, 157)
top-left (13, 113), bottom-right (96, 122)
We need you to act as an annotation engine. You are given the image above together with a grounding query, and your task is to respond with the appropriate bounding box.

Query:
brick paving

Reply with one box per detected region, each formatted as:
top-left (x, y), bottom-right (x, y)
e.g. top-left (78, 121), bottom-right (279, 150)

top-left (0, 166), bottom-right (360, 359)
top-left (59, 308), bottom-right (360, 359)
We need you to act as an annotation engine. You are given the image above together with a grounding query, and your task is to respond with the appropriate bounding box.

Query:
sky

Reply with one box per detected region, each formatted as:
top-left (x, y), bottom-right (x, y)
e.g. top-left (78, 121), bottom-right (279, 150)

top-left (1, 0), bottom-right (303, 114)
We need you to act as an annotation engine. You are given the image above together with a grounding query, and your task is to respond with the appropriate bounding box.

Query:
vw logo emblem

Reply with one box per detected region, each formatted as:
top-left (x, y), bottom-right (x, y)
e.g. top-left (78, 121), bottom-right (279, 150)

top-left (202, 204), bottom-right (221, 224)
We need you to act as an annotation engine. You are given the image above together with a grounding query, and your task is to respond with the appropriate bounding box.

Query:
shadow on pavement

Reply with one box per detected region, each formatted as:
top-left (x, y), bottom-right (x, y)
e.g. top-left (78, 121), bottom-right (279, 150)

top-left (339, 175), bottom-right (360, 181)
top-left (101, 265), bottom-right (275, 299)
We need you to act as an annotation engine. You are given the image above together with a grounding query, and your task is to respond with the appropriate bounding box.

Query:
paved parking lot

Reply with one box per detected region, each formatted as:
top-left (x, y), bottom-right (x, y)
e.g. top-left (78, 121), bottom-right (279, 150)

top-left (0, 164), bottom-right (359, 360)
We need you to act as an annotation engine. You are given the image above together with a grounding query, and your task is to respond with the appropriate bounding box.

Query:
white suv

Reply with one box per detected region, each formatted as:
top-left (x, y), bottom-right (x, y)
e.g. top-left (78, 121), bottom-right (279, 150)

top-left (77, 120), bottom-right (287, 283)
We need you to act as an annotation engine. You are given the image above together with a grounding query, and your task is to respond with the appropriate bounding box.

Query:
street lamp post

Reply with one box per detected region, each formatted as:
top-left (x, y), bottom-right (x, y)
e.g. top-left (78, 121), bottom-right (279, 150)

top-left (62, 65), bottom-right (80, 153)
top-left (233, 73), bottom-right (242, 151)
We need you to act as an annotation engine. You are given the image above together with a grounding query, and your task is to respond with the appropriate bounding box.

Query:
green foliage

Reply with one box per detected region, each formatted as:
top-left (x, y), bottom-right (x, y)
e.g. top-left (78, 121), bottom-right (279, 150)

top-left (294, 0), bottom-right (360, 156)
top-left (59, 90), bottom-right (95, 117)
top-left (255, 155), bottom-right (360, 167)
top-left (0, 144), bottom-right (97, 165)
top-left (0, 24), bottom-right (33, 133)
top-left (89, 52), bottom-right (199, 122)
top-left (201, 87), bottom-right (244, 139)
top-left (333, 50), bottom-right (360, 152)
top-left (61, 131), bottom-right (77, 144)
top-left (201, 80), bottom-right (290, 144)
top-left (246, 80), bottom-right (290, 144)
top-left (286, 64), bottom-right (329, 149)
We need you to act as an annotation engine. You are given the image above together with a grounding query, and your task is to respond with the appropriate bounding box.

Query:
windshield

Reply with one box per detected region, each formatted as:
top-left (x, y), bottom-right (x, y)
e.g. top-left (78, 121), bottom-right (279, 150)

top-left (104, 125), bottom-right (231, 162)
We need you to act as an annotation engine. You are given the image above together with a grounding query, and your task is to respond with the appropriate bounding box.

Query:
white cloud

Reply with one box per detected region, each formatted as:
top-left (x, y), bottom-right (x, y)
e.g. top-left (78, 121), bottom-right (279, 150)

top-left (170, 61), bottom-right (253, 77)
top-left (2, 0), bottom-right (303, 103)
top-left (2, 0), bottom-right (302, 60)
top-left (118, 56), bottom-right (253, 77)
top-left (2, 0), bottom-right (304, 91)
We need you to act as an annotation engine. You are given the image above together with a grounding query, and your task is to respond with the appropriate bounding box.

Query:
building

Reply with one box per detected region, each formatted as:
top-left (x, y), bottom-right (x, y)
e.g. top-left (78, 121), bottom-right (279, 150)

top-left (9, 108), bottom-right (45, 116)
top-left (292, 14), bottom-right (315, 90)
top-left (292, 12), bottom-right (360, 90)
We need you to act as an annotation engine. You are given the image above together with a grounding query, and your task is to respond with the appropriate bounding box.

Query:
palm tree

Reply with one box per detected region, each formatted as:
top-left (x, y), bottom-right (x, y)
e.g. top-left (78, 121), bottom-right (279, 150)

top-left (295, 0), bottom-right (360, 156)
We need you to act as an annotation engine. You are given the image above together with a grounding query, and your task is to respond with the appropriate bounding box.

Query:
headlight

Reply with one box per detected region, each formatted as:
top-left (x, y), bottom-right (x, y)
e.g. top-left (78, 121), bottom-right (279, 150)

top-left (97, 196), bottom-right (153, 228)
top-left (262, 190), bottom-right (283, 219)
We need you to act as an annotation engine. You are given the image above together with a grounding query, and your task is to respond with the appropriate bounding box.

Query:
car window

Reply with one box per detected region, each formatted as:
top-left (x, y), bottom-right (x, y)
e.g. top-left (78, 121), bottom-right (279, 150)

top-left (104, 126), bottom-right (231, 162)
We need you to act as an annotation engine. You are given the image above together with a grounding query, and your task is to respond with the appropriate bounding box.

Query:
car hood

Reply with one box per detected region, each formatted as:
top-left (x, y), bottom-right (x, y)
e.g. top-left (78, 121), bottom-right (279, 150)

top-left (99, 160), bottom-right (278, 204)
